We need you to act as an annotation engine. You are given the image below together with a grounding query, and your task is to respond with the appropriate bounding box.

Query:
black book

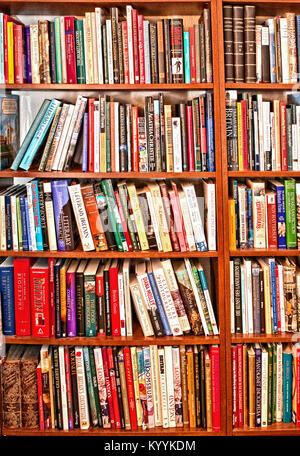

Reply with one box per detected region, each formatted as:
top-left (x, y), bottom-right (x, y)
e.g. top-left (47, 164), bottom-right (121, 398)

top-left (149, 23), bottom-right (159, 84)
top-left (233, 257), bottom-right (242, 333)
top-left (159, 93), bottom-right (166, 171)
top-left (111, 7), bottom-right (119, 84)
top-left (117, 21), bottom-right (124, 84)
top-left (52, 346), bottom-right (63, 430)
top-left (69, 346), bottom-right (80, 428)
top-left (119, 104), bottom-right (127, 172)
top-left (49, 21), bottom-right (57, 84)
top-left (103, 259), bottom-right (112, 335)
top-left (112, 346), bottom-right (125, 428)
top-left (145, 96), bottom-right (155, 171)
top-left (163, 19), bottom-right (172, 83)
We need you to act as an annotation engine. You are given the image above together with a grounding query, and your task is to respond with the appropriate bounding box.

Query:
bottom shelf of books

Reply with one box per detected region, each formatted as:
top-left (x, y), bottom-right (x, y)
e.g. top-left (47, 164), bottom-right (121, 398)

top-left (1, 343), bottom-right (221, 434)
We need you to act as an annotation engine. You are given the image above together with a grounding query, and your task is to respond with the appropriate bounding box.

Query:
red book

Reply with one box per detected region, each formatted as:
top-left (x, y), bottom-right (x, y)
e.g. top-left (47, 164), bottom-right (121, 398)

top-left (48, 258), bottom-right (55, 338)
top-left (137, 14), bottom-right (145, 84)
top-left (107, 347), bottom-right (121, 428)
top-left (186, 105), bottom-right (195, 171)
top-left (199, 96), bottom-right (207, 166)
top-left (123, 347), bottom-right (137, 429)
top-left (209, 345), bottom-right (221, 432)
top-left (296, 347), bottom-right (300, 426)
top-left (266, 191), bottom-right (277, 249)
top-left (131, 9), bottom-right (139, 84)
top-left (171, 181), bottom-right (189, 251)
top-left (13, 24), bottom-right (24, 84)
top-left (189, 26), bottom-right (196, 83)
top-left (3, 15), bottom-right (22, 83)
top-left (131, 106), bottom-right (139, 171)
top-left (237, 343), bottom-right (243, 427)
top-left (37, 362), bottom-right (44, 430)
top-left (114, 190), bottom-right (133, 251)
top-left (30, 258), bottom-right (50, 337)
top-left (109, 259), bottom-right (120, 336)
top-left (88, 98), bottom-right (95, 172)
top-left (64, 16), bottom-right (77, 84)
top-left (275, 263), bottom-right (281, 334)
top-left (241, 100), bottom-right (248, 170)
top-left (122, 21), bottom-right (129, 84)
top-left (14, 258), bottom-right (32, 336)
top-left (64, 346), bottom-right (74, 429)
top-left (280, 102), bottom-right (288, 171)
top-left (231, 345), bottom-right (238, 428)
top-left (101, 347), bottom-right (115, 428)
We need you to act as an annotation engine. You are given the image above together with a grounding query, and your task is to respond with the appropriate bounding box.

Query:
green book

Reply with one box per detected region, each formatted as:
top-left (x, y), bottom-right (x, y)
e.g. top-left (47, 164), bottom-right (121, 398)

top-left (284, 179), bottom-right (297, 248)
top-left (83, 346), bottom-right (98, 427)
top-left (54, 17), bottom-right (62, 83)
top-left (267, 343), bottom-right (273, 425)
top-left (286, 106), bottom-right (293, 171)
top-left (102, 24), bottom-right (109, 84)
top-left (117, 182), bottom-right (139, 251)
top-left (74, 19), bottom-right (86, 84)
top-left (88, 346), bottom-right (102, 427)
top-left (105, 180), bottom-right (127, 250)
top-left (105, 100), bottom-right (111, 172)
top-left (190, 261), bottom-right (212, 334)
top-left (83, 259), bottom-right (99, 337)
top-left (11, 99), bottom-right (50, 170)
top-left (101, 179), bottom-right (123, 252)
top-left (271, 343), bottom-right (277, 424)
top-left (16, 196), bottom-right (23, 250)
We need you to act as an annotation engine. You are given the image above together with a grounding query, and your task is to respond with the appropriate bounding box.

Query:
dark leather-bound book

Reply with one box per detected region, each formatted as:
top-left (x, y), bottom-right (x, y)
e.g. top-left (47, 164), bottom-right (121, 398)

top-left (21, 346), bottom-right (40, 428)
top-left (49, 21), bottom-right (57, 83)
top-left (170, 18), bottom-right (184, 83)
top-left (119, 104), bottom-right (127, 172)
top-left (163, 19), bottom-right (172, 83)
top-left (233, 6), bottom-right (244, 82)
top-left (2, 345), bottom-right (24, 428)
top-left (193, 345), bottom-right (201, 427)
top-left (199, 24), bottom-right (206, 83)
top-left (145, 96), bottom-right (155, 171)
top-left (233, 257), bottom-right (242, 333)
top-left (110, 7), bottom-right (119, 83)
top-left (261, 26), bottom-right (270, 82)
top-left (223, 5), bottom-right (234, 82)
top-left (244, 5), bottom-right (256, 83)
top-left (199, 346), bottom-right (207, 429)
top-left (112, 346), bottom-right (125, 428)
top-left (149, 23), bottom-right (158, 84)
top-left (117, 21), bottom-right (124, 84)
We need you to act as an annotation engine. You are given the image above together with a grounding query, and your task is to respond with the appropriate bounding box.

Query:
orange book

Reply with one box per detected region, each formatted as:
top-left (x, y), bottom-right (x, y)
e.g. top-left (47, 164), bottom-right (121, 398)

top-left (186, 346), bottom-right (196, 428)
top-left (228, 198), bottom-right (236, 250)
top-left (81, 184), bottom-right (108, 251)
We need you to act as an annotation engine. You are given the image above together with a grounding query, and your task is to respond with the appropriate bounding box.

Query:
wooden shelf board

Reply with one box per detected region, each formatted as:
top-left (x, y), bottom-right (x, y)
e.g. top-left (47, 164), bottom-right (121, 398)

top-left (225, 83), bottom-right (299, 90)
top-left (0, 249), bottom-right (218, 258)
top-left (229, 249), bottom-right (300, 257)
top-left (231, 333), bottom-right (299, 343)
top-left (233, 423), bottom-right (300, 436)
top-left (1, 83), bottom-right (214, 91)
top-left (228, 171), bottom-right (300, 178)
top-left (0, 170), bottom-right (216, 179)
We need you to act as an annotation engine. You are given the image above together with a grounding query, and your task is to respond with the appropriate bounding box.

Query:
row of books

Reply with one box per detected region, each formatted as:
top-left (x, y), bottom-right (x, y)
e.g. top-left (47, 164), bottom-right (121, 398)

top-left (0, 256), bottom-right (218, 338)
top-left (0, 178), bottom-right (216, 253)
top-left (229, 179), bottom-right (299, 250)
top-left (232, 343), bottom-right (300, 428)
top-left (226, 91), bottom-right (300, 171)
top-left (8, 92), bottom-right (215, 173)
top-left (230, 257), bottom-right (299, 335)
top-left (2, 344), bottom-right (221, 431)
top-left (224, 5), bottom-right (300, 84)
top-left (0, 6), bottom-right (213, 85)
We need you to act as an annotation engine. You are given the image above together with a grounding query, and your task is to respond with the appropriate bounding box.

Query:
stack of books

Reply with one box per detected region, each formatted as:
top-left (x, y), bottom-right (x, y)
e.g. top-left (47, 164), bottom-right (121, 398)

top-left (10, 93), bottom-right (215, 173)
top-left (231, 343), bottom-right (300, 428)
top-left (229, 178), bottom-right (299, 250)
top-left (223, 4), bottom-right (300, 83)
top-left (0, 179), bottom-right (216, 253)
top-left (226, 91), bottom-right (300, 171)
top-left (0, 256), bottom-right (219, 338)
top-left (0, 6), bottom-right (213, 85)
top-left (2, 343), bottom-right (221, 431)
top-left (230, 256), bottom-right (299, 335)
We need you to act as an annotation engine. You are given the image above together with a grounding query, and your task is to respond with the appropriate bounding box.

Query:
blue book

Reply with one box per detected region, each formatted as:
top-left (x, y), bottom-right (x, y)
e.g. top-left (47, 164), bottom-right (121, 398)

top-left (283, 346), bottom-right (293, 423)
top-left (81, 112), bottom-right (88, 171)
top-left (54, 259), bottom-right (62, 338)
top-left (51, 180), bottom-right (75, 251)
top-left (296, 16), bottom-right (300, 83)
top-left (147, 271), bottom-right (172, 336)
top-left (5, 192), bottom-right (13, 250)
top-left (183, 31), bottom-right (191, 83)
top-left (269, 180), bottom-right (286, 249)
top-left (232, 180), bottom-right (239, 248)
top-left (247, 188), bottom-right (254, 247)
top-left (267, 19), bottom-right (276, 83)
top-left (31, 181), bottom-right (44, 251)
top-left (24, 197), bottom-right (32, 251)
top-left (19, 99), bottom-right (61, 171)
top-left (268, 258), bottom-right (278, 334)
top-left (19, 195), bottom-right (29, 251)
top-left (205, 93), bottom-right (215, 172)
top-left (0, 257), bottom-right (15, 335)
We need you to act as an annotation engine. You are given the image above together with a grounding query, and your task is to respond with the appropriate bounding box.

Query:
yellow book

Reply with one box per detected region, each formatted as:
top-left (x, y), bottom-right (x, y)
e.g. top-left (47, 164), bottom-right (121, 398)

top-left (186, 346), bottom-right (196, 428)
top-left (7, 21), bottom-right (14, 83)
top-left (248, 345), bottom-right (256, 428)
top-left (147, 182), bottom-right (172, 252)
top-left (228, 198), bottom-right (236, 250)
top-left (130, 347), bottom-right (143, 427)
top-left (257, 259), bottom-right (272, 335)
top-left (126, 182), bottom-right (149, 251)
top-left (237, 102), bottom-right (243, 171)
top-left (164, 105), bottom-right (173, 172)
top-left (85, 12), bottom-right (94, 84)
top-left (91, 12), bottom-right (99, 84)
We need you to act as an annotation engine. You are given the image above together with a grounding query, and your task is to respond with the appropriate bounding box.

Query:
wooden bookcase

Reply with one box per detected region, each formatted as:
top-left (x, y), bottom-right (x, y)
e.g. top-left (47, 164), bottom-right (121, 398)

top-left (0, 0), bottom-right (227, 437)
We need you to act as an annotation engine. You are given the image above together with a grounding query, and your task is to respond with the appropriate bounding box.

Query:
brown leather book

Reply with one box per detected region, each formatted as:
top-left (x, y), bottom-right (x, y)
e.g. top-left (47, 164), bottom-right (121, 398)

top-left (223, 5), bottom-right (234, 82)
top-left (199, 23), bottom-right (206, 83)
top-left (233, 6), bottom-right (244, 82)
top-left (157, 20), bottom-right (166, 83)
top-left (2, 345), bottom-right (24, 428)
top-left (244, 5), bottom-right (256, 83)
top-left (274, 18), bottom-right (282, 83)
top-left (261, 26), bottom-right (270, 82)
top-left (117, 348), bottom-right (131, 430)
top-left (21, 346), bottom-right (40, 428)
top-left (117, 21), bottom-right (124, 84)
top-left (203, 8), bottom-right (213, 83)
top-left (38, 19), bottom-right (51, 84)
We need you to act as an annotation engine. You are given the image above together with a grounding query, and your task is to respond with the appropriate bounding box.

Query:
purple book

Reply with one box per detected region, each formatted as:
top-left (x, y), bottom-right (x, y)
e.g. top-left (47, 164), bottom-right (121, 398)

top-left (25, 26), bottom-right (32, 84)
top-left (51, 180), bottom-right (76, 251)
top-left (66, 264), bottom-right (77, 337)
top-left (81, 112), bottom-right (88, 171)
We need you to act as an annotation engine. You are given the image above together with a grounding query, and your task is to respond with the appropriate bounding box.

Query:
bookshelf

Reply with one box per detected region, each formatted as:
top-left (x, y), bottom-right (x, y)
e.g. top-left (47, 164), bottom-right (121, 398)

top-left (0, 0), bottom-right (226, 438)
top-left (217, 0), bottom-right (300, 436)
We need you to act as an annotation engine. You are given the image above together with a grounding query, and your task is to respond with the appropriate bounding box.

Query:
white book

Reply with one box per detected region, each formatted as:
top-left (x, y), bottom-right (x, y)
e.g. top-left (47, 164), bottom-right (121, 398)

top-left (127, 5), bottom-right (135, 84)
top-left (26, 182), bottom-right (37, 251)
top-left (240, 263), bottom-right (247, 334)
top-left (52, 104), bottom-right (74, 170)
top-left (93, 347), bottom-right (110, 428)
top-left (277, 262), bottom-right (285, 333)
top-left (136, 262), bottom-right (161, 333)
top-left (68, 183), bottom-right (94, 251)
top-left (230, 260), bottom-right (235, 333)
top-left (273, 100), bottom-right (281, 171)
top-left (164, 346), bottom-right (176, 428)
top-left (93, 100), bottom-right (100, 172)
top-left (106, 20), bottom-right (114, 84)
top-left (262, 101), bottom-right (271, 169)
top-left (58, 345), bottom-right (69, 430)
top-left (158, 348), bottom-right (169, 428)
top-left (91, 12), bottom-right (99, 84)
top-left (253, 109), bottom-right (259, 169)
top-left (172, 346), bottom-right (183, 427)
top-left (196, 260), bottom-right (219, 335)
top-left (145, 190), bottom-right (163, 251)
top-left (257, 94), bottom-right (264, 171)
top-left (43, 182), bottom-right (57, 251)
top-left (122, 259), bottom-right (132, 336)
top-left (114, 102), bottom-right (119, 171)
top-left (182, 183), bottom-right (207, 251)
top-left (75, 346), bottom-right (90, 430)
top-left (178, 190), bottom-right (196, 251)
top-left (261, 346), bottom-right (268, 427)
top-left (151, 259), bottom-right (183, 336)
top-left (256, 25), bottom-right (262, 82)
top-left (270, 112), bottom-right (276, 170)
top-left (64, 97), bottom-right (88, 170)
top-left (276, 343), bottom-right (283, 422)
top-left (118, 271), bottom-right (126, 336)
top-left (30, 25), bottom-right (40, 84)
top-left (172, 117), bottom-right (182, 172)
top-left (59, 17), bottom-right (67, 83)
top-left (244, 259), bottom-right (254, 334)
top-left (143, 20), bottom-right (151, 84)
top-left (150, 345), bottom-right (162, 427)
top-left (129, 276), bottom-right (154, 336)
top-left (280, 18), bottom-right (289, 83)
top-left (95, 8), bottom-right (104, 84)
top-left (10, 193), bottom-right (18, 251)
top-left (143, 346), bottom-right (155, 429)
top-left (203, 179), bottom-right (216, 251)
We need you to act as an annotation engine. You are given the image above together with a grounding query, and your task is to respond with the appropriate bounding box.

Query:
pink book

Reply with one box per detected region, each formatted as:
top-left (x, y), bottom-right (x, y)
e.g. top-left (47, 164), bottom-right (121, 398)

top-left (137, 14), bottom-right (145, 84)
top-left (64, 16), bottom-right (77, 84)
top-left (186, 105), bottom-right (195, 171)
top-left (131, 9), bottom-right (139, 83)
top-left (210, 345), bottom-right (221, 432)
top-left (13, 24), bottom-right (24, 83)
